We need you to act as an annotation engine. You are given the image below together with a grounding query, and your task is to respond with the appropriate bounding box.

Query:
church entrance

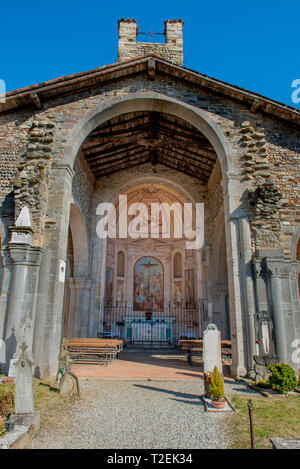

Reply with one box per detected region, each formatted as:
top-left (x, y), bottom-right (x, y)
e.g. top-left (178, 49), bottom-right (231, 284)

top-left (61, 106), bottom-right (231, 356)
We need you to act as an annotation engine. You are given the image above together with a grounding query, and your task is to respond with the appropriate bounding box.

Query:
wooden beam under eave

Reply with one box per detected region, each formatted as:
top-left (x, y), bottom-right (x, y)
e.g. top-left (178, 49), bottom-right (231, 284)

top-left (29, 92), bottom-right (42, 110)
top-left (250, 99), bottom-right (262, 114)
top-left (148, 58), bottom-right (156, 80)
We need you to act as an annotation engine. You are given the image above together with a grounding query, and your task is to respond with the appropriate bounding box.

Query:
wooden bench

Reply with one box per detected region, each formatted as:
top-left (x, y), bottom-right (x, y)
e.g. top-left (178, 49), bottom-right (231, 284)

top-left (178, 339), bottom-right (232, 366)
top-left (66, 338), bottom-right (124, 366)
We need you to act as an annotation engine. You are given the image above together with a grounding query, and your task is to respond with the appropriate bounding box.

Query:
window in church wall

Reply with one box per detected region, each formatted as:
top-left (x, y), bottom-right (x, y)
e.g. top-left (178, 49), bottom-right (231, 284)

top-left (173, 252), bottom-right (182, 278)
top-left (117, 250), bottom-right (125, 277)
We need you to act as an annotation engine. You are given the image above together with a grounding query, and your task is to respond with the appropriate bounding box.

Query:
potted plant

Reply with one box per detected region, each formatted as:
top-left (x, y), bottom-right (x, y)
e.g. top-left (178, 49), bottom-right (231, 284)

top-left (210, 366), bottom-right (226, 409)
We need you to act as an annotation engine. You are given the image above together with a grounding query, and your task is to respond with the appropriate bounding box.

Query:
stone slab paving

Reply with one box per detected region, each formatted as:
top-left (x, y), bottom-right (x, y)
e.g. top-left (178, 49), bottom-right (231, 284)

top-left (71, 350), bottom-right (206, 380)
top-left (26, 379), bottom-right (245, 449)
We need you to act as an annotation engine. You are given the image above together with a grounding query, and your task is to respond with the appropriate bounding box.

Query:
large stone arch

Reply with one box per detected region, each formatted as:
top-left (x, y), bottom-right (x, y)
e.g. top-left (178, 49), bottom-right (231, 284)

top-left (37, 92), bottom-right (253, 378)
top-left (62, 92), bottom-right (235, 178)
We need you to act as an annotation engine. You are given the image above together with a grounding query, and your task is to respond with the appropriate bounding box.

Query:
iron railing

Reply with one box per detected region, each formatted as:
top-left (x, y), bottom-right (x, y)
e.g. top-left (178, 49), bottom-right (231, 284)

top-left (97, 303), bottom-right (203, 348)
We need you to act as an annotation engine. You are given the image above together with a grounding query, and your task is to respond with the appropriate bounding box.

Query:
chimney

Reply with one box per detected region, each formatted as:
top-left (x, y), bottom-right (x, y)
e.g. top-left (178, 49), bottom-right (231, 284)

top-left (117, 19), bottom-right (184, 66)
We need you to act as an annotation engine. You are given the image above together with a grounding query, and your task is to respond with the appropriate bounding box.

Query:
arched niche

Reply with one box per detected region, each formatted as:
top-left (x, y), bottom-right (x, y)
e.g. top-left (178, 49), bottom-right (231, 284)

top-left (117, 250), bottom-right (125, 277)
top-left (173, 252), bottom-right (182, 278)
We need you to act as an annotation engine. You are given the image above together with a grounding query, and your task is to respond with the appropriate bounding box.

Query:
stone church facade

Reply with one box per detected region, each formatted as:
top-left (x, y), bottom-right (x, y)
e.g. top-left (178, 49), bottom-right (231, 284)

top-left (0, 19), bottom-right (299, 379)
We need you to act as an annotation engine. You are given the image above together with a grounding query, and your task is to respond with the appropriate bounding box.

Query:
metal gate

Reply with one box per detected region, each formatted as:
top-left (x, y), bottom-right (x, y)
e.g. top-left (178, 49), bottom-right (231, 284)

top-left (98, 304), bottom-right (203, 348)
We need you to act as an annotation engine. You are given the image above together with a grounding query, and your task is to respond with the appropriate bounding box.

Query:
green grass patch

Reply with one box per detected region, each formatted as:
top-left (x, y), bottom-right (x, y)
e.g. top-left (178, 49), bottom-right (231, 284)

top-left (228, 394), bottom-right (300, 449)
top-left (0, 375), bottom-right (76, 427)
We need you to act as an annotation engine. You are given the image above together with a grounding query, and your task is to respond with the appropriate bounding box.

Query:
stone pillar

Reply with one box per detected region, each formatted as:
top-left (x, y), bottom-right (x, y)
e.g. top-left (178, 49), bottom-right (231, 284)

top-left (222, 173), bottom-right (248, 377)
top-left (264, 250), bottom-right (295, 366)
top-left (33, 164), bottom-right (74, 378)
top-left (87, 236), bottom-right (105, 337)
top-left (239, 217), bottom-right (256, 376)
top-left (5, 208), bottom-right (42, 367)
top-left (67, 277), bottom-right (92, 337)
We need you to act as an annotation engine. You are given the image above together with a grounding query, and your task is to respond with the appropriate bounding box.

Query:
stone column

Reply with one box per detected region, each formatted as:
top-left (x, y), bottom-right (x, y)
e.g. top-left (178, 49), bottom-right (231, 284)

top-left (222, 172), bottom-right (248, 377)
top-left (5, 208), bottom-right (42, 366)
top-left (239, 217), bottom-right (256, 376)
top-left (67, 277), bottom-right (92, 337)
top-left (265, 250), bottom-right (295, 366)
top-left (33, 164), bottom-right (74, 378)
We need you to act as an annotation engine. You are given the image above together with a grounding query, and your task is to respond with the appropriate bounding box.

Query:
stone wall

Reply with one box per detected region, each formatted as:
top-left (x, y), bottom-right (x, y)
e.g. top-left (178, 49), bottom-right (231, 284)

top-left (72, 151), bottom-right (95, 220)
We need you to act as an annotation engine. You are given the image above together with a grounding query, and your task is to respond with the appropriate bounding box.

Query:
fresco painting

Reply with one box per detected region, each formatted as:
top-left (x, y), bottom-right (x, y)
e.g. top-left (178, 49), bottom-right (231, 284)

top-left (133, 257), bottom-right (164, 311)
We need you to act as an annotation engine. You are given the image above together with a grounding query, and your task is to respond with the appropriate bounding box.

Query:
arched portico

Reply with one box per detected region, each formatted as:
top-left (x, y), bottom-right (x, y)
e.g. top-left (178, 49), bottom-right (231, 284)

top-left (34, 93), bottom-right (254, 378)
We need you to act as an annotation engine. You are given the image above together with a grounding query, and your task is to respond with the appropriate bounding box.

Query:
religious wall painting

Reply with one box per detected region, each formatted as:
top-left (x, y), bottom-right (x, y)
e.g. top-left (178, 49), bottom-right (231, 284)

top-left (185, 269), bottom-right (194, 307)
top-left (116, 279), bottom-right (125, 306)
top-left (133, 257), bottom-right (164, 311)
top-left (105, 267), bottom-right (113, 304)
top-left (173, 280), bottom-right (183, 307)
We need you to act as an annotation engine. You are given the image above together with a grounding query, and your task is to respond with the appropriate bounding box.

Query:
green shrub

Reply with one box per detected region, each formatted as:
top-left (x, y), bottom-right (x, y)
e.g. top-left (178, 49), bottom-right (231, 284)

top-left (0, 391), bottom-right (14, 419)
top-left (254, 379), bottom-right (271, 388)
top-left (209, 366), bottom-right (225, 400)
top-left (267, 363), bottom-right (297, 394)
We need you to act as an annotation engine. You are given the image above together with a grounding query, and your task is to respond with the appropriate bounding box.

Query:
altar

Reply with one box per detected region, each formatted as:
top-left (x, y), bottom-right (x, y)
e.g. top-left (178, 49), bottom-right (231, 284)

top-left (123, 317), bottom-right (175, 342)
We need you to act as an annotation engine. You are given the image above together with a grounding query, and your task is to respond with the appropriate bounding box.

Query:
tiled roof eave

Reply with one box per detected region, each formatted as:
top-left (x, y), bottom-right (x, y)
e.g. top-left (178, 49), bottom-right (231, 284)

top-left (0, 55), bottom-right (299, 127)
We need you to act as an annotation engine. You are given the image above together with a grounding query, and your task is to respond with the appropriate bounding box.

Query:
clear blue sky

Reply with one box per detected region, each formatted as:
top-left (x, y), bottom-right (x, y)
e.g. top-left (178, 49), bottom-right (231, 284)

top-left (1, 0), bottom-right (299, 107)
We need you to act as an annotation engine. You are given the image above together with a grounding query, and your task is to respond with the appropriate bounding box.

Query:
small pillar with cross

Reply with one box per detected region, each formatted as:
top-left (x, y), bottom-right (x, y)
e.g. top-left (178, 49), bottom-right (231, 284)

top-left (11, 342), bottom-right (40, 429)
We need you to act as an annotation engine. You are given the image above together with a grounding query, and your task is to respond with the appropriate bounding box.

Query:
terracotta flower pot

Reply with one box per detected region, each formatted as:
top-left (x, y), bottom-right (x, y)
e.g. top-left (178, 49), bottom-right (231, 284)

top-left (212, 398), bottom-right (226, 409)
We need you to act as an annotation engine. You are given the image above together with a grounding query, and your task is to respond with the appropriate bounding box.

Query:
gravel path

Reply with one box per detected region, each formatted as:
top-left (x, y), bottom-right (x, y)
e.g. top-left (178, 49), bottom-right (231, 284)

top-left (27, 379), bottom-right (238, 449)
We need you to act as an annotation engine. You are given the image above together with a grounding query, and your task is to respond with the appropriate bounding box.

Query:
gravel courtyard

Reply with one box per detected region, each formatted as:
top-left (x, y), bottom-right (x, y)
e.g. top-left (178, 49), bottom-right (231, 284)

top-left (27, 379), bottom-right (235, 449)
